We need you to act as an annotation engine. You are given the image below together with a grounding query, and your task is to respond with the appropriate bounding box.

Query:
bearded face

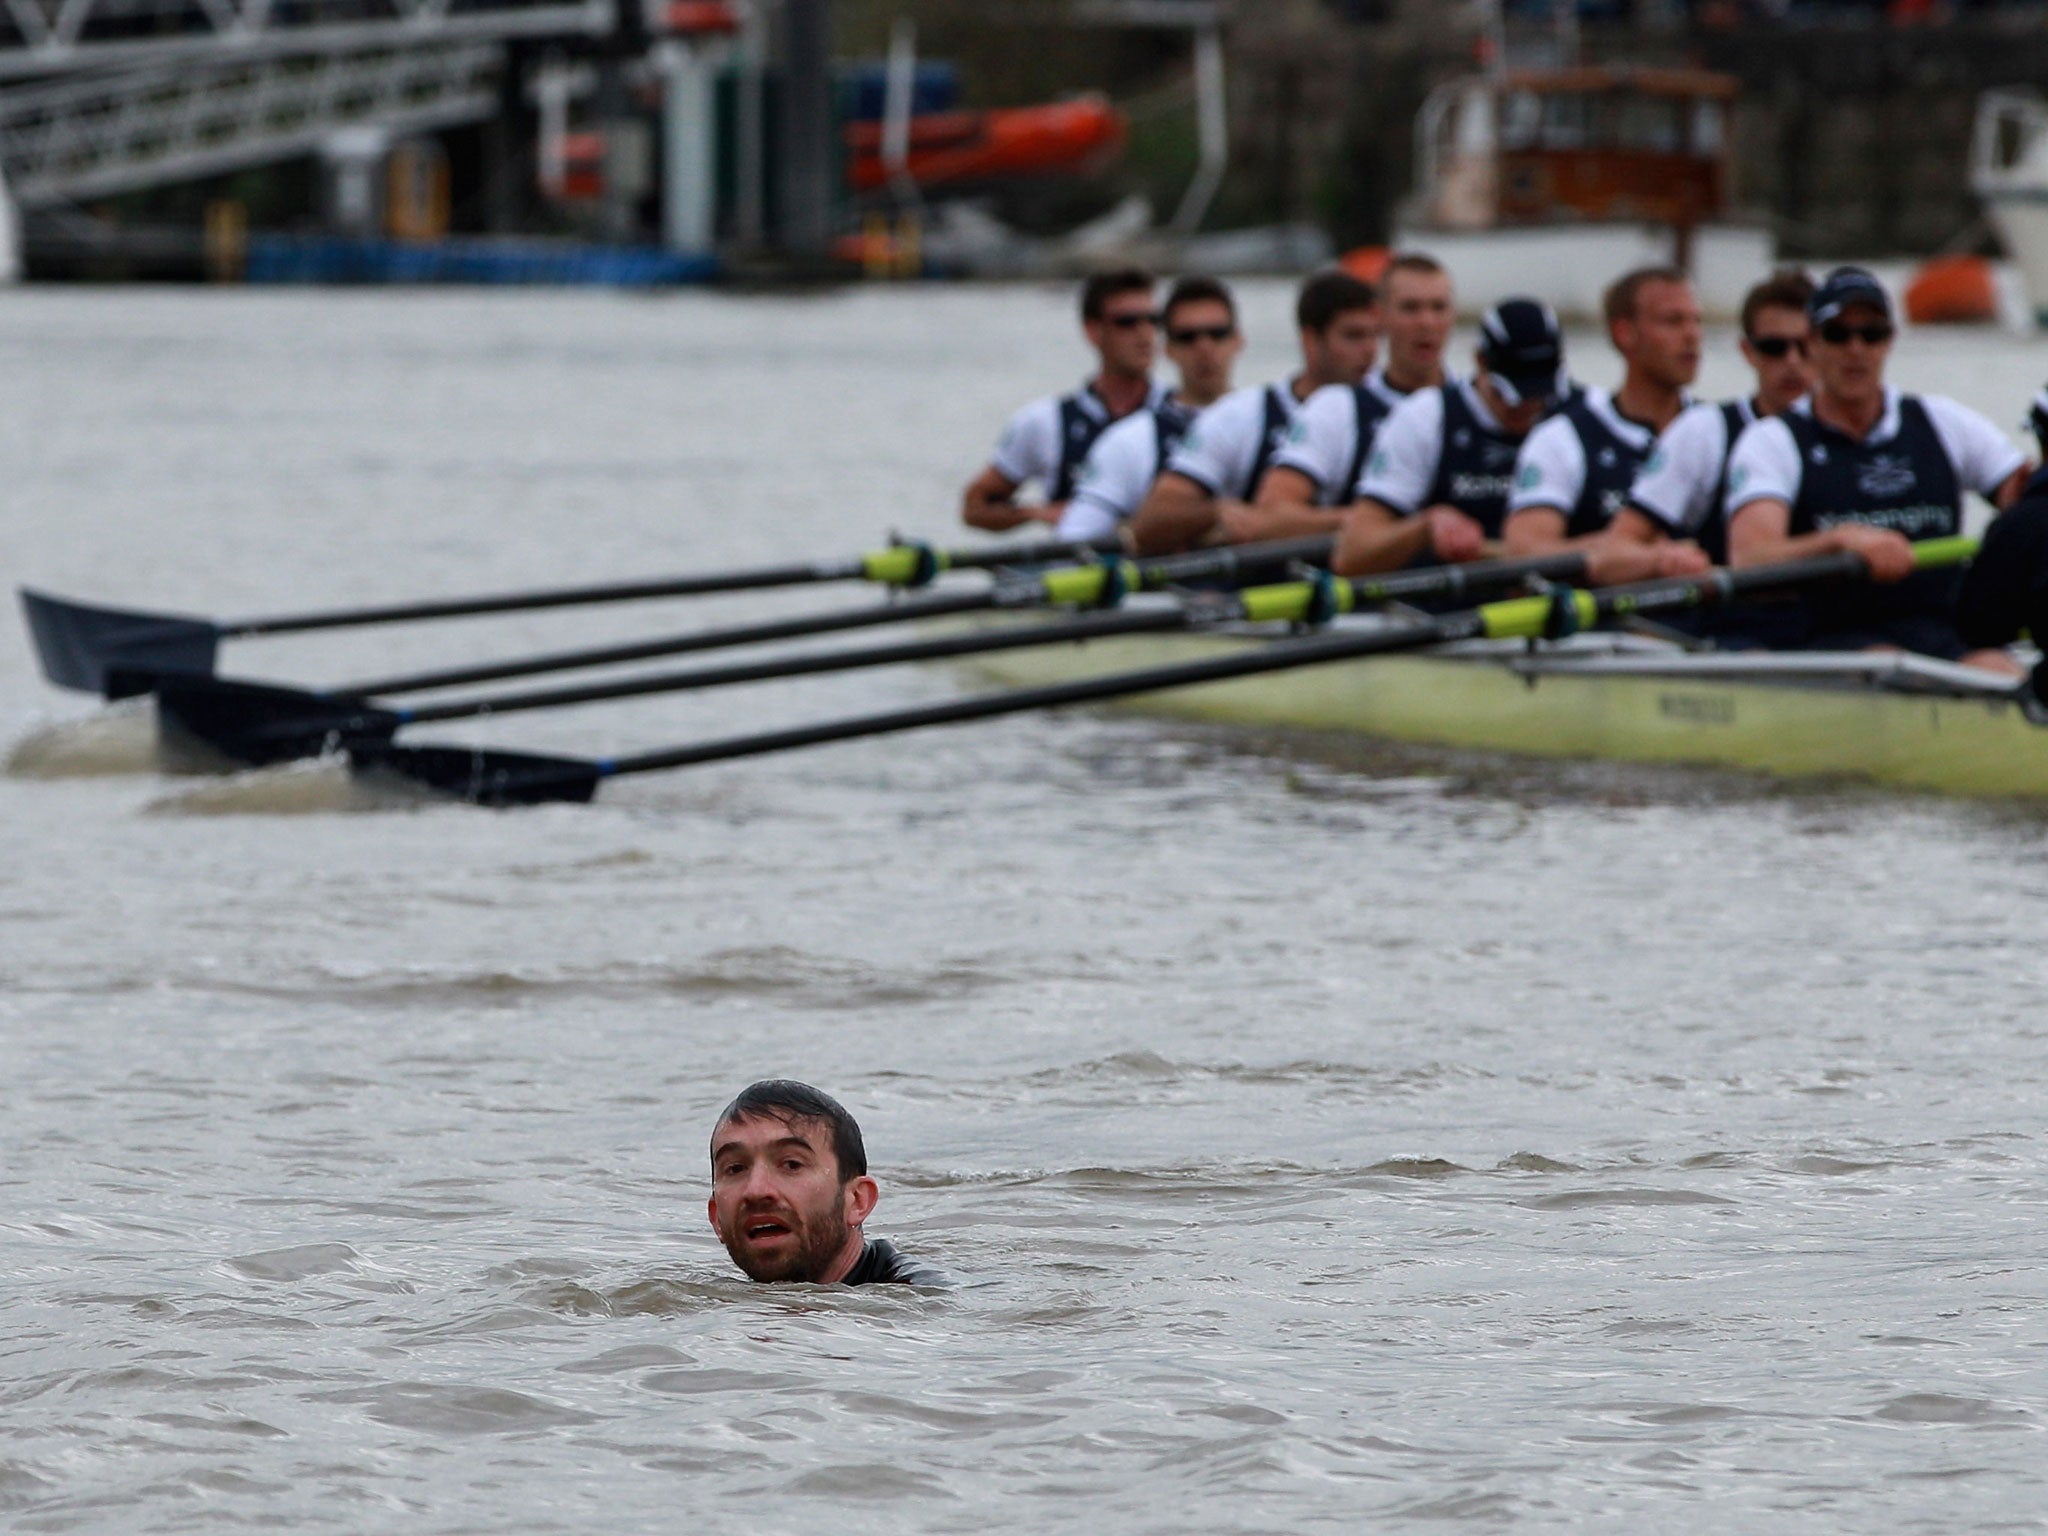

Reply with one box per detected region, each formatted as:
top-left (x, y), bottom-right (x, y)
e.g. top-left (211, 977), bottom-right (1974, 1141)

top-left (708, 1112), bottom-right (864, 1283)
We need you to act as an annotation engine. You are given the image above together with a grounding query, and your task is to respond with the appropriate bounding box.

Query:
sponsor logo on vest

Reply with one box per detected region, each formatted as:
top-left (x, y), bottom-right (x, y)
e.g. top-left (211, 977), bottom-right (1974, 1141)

top-left (1596, 445), bottom-right (1619, 469)
top-left (1449, 472), bottom-right (1512, 501)
top-left (1856, 453), bottom-right (1917, 498)
top-left (1815, 504), bottom-right (1954, 537)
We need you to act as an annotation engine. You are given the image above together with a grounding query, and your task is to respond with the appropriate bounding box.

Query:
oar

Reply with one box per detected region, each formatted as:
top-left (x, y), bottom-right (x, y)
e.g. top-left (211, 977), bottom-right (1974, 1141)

top-left (18, 534), bottom-right (1123, 699)
top-left (100, 533), bottom-right (1340, 706)
top-left (155, 550), bottom-right (1594, 767)
top-left (349, 539), bottom-right (1976, 806)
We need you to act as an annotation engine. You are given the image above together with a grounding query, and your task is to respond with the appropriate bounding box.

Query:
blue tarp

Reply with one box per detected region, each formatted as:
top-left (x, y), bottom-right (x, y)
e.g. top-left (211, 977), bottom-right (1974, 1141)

top-left (245, 236), bottom-right (721, 286)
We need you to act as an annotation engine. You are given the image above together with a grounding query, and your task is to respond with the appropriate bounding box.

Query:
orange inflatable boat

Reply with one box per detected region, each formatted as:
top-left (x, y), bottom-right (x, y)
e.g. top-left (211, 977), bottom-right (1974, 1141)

top-left (845, 95), bottom-right (1125, 194)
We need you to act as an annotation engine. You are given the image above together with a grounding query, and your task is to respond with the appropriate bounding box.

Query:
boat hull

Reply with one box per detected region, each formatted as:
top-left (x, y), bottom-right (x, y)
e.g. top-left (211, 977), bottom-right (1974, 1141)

top-left (1388, 221), bottom-right (1774, 323)
top-left (964, 630), bottom-right (2048, 801)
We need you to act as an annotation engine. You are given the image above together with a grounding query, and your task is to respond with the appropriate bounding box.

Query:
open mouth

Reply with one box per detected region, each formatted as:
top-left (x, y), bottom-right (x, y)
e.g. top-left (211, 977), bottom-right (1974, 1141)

top-left (744, 1217), bottom-right (793, 1241)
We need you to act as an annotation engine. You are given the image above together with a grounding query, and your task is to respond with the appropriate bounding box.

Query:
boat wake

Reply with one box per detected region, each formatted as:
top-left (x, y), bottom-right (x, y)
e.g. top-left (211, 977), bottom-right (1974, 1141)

top-left (143, 759), bottom-right (433, 815)
top-left (5, 704), bottom-right (157, 777)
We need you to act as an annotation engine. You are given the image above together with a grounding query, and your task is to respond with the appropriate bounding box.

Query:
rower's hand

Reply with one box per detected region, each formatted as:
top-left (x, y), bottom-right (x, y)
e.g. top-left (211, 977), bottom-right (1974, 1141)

top-left (1583, 538), bottom-right (1708, 587)
top-left (1030, 502), bottom-right (1067, 526)
top-left (1655, 541), bottom-right (1711, 578)
top-left (1214, 501), bottom-right (1271, 546)
top-left (1423, 506), bottom-right (1486, 564)
top-left (1831, 524), bottom-right (1916, 583)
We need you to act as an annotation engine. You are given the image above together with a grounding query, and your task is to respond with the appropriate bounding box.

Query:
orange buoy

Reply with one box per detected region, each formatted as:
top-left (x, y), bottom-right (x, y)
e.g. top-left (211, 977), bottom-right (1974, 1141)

top-left (1904, 255), bottom-right (1998, 325)
top-left (1339, 246), bottom-right (1391, 286)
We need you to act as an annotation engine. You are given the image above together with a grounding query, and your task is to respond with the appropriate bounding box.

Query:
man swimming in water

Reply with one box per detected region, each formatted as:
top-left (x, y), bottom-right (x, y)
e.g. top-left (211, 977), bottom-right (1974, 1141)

top-left (708, 1079), bottom-right (941, 1286)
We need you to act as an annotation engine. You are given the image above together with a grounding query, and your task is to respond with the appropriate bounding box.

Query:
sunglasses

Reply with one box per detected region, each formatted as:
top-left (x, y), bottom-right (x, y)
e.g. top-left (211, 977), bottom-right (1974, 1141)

top-left (1167, 324), bottom-right (1237, 346)
top-left (1817, 321), bottom-right (1893, 346)
top-left (1747, 335), bottom-right (1808, 358)
top-left (1102, 311), bottom-right (1161, 330)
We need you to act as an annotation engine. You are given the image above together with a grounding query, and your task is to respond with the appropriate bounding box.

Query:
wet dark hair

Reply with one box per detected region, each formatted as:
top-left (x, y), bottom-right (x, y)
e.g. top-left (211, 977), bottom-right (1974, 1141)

top-left (711, 1079), bottom-right (868, 1180)
top-left (1161, 274), bottom-right (1237, 329)
top-left (1740, 268), bottom-right (1816, 337)
top-left (1296, 268), bottom-right (1379, 333)
top-left (1080, 267), bottom-right (1157, 323)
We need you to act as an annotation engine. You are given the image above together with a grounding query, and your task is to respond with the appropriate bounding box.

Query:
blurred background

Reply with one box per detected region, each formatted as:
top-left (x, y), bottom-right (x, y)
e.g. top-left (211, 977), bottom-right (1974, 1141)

top-left (8, 0), bottom-right (2048, 320)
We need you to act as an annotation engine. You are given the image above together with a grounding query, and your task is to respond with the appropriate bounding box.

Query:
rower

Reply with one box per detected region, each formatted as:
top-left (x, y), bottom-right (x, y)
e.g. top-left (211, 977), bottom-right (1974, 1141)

top-left (1952, 384), bottom-right (2048, 700)
top-left (708, 1080), bottom-right (944, 1286)
top-left (1055, 276), bottom-right (1243, 545)
top-left (1725, 265), bottom-right (2030, 667)
top-left (961, 267), bottom-right (1163, 532)
top-left (1124, 268), bottom-right (1380, 555)
top-left (1255, 251), bottom-right (1456, 535)
top-left (1332, 297), bottom-right (1565, 576)
top-left (1503, 266), bottom-right (1707, 580)
top-left (1605, 268), bottom-right (1815, 570)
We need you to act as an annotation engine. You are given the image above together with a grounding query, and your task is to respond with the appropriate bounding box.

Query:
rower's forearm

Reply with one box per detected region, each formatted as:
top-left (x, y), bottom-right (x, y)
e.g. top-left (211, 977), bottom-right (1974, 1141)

top-left (1129, 499), bottom-right (1220, 556)
top-left (962, 494), bottom-right (1039, 531)
top-left (1236, 503), bottom-right (1345, 543)
top-left (1334, 512), bottom-right (1430, 575)
top-left (1501, 509), bottom-right (1572, 558)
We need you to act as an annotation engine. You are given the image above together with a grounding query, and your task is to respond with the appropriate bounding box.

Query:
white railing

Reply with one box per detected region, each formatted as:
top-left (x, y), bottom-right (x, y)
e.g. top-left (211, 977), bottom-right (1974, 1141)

top-left (1, 38), bottom-right (500, 201)
top-left (0, 0), bottom-right (612, 78)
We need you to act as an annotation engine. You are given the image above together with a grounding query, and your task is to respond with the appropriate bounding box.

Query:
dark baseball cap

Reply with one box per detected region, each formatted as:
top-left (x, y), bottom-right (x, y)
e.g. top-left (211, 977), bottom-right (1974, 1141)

top-left (1808, 266), bottom-right (1892, 326)
top-left (1478, 298), bottom-right (1565, 406)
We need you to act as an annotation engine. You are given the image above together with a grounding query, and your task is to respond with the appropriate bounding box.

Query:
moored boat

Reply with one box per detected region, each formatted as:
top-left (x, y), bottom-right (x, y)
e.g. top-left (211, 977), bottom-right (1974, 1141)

top-left (962, 614), bottom-right (2048, 801)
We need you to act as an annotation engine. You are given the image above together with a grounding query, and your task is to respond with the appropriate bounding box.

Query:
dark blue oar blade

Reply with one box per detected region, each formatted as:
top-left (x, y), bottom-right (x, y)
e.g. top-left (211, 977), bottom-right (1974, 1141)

top-left (154, 677), bottom-right (404, 767)
top-left (20, 588), bottom-right (221, 697)
top-left (349, 744), bottom-right (605, 806)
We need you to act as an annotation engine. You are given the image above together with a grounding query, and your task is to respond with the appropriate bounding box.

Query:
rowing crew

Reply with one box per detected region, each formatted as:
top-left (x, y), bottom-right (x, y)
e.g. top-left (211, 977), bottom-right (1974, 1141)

top-left (963, 262), bottom-right (2048, 694)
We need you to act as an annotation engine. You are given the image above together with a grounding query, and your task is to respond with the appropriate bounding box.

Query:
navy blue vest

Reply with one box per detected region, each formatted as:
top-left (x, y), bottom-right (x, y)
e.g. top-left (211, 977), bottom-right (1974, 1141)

top-left (1424, 385), bottom-right (1530, 538)
top-left (1153, 396), bottom-right (1199, 478)
top-left (1343, 384), bottom-right (1400, 504)
top-left (1244, 385), bottom-right (1295, 498)
top-left (1781, 396), bottom-right (1963, 628)
top-left (1691, 400), bottom-right (1753, 566)
top-left (1554, 397), bottom-right (1655, 538)
top-left (1053, 389), bottom-right (1117, 503)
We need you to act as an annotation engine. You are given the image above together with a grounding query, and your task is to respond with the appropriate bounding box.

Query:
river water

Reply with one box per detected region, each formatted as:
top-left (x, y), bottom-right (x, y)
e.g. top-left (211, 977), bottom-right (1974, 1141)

top-left (3, 282), bottom-right (2046, 1533)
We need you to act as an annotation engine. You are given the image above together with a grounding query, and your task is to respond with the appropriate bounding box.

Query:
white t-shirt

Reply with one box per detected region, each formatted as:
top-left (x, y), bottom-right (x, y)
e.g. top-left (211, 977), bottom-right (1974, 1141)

top-left (1507, 387), bottom-right (1667, 523)
top-left (1355, 380), bottom-right (1516, 514)
top-left (1056, 409), bottom-right (1177, 542)
top-left (1163, 377), bottom-right (1303, 500)
top-left (1724, 388), bottom-right (2023, 523)
top-left (1628, 397), bottom-right (1758, 537)
top-left (1269, 368), bottom-right (1418, 504)
top-left (988, 380), bottom-right (1164, 492)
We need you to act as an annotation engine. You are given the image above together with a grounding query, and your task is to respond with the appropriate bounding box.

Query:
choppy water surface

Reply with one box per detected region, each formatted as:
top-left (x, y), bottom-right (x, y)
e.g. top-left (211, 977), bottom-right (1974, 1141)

top-left (3, 285), bottom-right (2047, 1533)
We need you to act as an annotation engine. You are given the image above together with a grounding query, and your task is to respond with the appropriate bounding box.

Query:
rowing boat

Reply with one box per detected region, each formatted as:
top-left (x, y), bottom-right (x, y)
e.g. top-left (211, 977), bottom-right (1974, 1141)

top-left (959, 609), bottom-right (2048, 800)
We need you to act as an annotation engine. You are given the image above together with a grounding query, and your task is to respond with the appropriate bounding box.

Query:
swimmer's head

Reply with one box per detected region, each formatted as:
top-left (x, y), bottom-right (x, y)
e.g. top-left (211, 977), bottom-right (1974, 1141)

top-left (708, 1080), bottom-right (877, 1283)
top-left (710, 1079), bottom-right (866, 1180)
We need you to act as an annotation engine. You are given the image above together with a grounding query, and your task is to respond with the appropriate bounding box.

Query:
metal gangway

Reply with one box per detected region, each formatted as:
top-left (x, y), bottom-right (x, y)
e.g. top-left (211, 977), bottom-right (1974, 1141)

top-left (0, 0), bottom-right (619, 244)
